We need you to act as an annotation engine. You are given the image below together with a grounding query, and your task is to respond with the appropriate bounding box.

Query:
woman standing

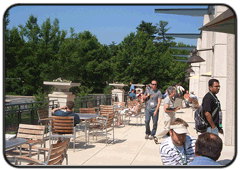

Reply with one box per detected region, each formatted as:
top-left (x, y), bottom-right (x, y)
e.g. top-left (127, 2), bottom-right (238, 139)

top-left (154, 86), bottom-right (179, 144)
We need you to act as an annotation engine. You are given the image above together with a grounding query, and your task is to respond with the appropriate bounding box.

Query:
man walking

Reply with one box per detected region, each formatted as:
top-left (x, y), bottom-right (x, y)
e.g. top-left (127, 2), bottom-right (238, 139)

top-left (143, 80), bottom-right (162, 140)
top-left (202, 79), bottom-right (223, 135)
top-left (155, 86), bottom-right (179, 143)
top-left (129, 81), bottom-right (135, 93)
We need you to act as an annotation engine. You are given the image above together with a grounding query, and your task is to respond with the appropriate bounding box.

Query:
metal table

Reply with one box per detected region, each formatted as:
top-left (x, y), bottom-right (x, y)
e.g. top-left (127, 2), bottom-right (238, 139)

top-left (5, 138), bottom-right (28, 150)
top-left (5, 137), bottom-right (28, 163)
top-left (76, 113), bottom-right (99, 145)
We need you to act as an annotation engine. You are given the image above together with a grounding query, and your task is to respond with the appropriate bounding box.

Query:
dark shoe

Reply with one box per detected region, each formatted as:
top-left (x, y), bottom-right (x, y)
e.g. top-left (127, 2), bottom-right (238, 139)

top-left (145, 135), bottom-right (149, 139)
top-left (153, 136), bottom-right (158, 144)
top-left (149, 136), bottom-right (154, 140)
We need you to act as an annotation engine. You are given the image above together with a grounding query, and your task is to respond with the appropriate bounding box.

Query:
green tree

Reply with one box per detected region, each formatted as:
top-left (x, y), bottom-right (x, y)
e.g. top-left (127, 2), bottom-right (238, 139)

top-left (136, 20), bottom-right (157, 39)
top-left (155, 20), bottom-right (174, 53)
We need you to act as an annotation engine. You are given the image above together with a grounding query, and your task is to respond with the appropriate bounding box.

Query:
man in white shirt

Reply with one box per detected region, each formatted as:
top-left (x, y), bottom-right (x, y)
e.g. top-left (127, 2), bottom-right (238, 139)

top-left (177, 83), bottom-right (185, 95)
top-left (190, 92), bottom-right (198, 101)
top-left (159, 118), bottom-right (196, 165)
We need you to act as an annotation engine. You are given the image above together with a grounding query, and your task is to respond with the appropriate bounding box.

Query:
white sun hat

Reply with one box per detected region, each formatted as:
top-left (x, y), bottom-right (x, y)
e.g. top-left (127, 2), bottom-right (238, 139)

top-left (170, 124), bottom-right (189, 134)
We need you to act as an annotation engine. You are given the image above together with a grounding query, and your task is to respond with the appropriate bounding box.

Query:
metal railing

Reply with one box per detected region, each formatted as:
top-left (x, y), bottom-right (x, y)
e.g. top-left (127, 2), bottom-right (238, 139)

top-left (74, 94), bottom-right (117, 112)
top-left (4, 94), bottom-right (117, 133)
top-left (5, 100), bottom-right (58, 133)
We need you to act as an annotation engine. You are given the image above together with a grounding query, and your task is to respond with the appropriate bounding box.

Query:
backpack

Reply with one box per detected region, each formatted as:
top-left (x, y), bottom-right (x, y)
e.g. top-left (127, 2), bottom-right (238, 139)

top-left (194, 106), bottom-right (208, 133)
top-left (194, 105), bottom-right (218, 133)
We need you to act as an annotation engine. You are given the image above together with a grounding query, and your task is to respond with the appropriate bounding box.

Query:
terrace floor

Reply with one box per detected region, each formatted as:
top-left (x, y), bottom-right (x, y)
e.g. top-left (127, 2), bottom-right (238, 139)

top-left (6, 105), bottom-right (235, 167)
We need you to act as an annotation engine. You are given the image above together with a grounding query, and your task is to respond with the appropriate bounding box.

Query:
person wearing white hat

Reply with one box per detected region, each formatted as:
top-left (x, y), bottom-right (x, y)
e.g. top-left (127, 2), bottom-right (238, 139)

top-left (159, 118), bottom-right (196, 165)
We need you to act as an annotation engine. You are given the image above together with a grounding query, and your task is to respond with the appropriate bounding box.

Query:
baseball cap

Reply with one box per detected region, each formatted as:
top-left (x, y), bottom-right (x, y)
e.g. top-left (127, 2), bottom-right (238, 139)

top-left (170, 124), bottom-right (189, 134)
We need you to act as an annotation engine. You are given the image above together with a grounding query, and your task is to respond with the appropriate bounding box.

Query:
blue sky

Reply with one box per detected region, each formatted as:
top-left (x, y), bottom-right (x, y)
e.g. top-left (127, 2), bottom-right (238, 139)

top-left (7, 5), bottom-right (208, 46)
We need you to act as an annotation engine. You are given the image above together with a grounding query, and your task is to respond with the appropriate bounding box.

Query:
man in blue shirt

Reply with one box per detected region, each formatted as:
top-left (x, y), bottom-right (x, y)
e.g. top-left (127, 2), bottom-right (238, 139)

top-left (129, 89), bottom-right (136, 99)
top-left (129, 81), bottom-right (135, 93)
top-left (51, 101), bottom-right (80, 126)
top-left (189, 132), bottom-right (222, 165)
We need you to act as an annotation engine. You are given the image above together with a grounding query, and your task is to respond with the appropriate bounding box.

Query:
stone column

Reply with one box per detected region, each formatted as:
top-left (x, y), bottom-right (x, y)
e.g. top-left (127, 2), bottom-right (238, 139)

top-left (224, 33), bottom-right (235, 146)
top-left (198, 14), bottom-right (214, 105)
top-left (43, 81), bottom-right (80, 117)
top-left (212, 5), bottom-right (233, 145)
top-left (111, 89), bottom-right (125, 102)
top-left (109, 83), bottom-right (127, 103)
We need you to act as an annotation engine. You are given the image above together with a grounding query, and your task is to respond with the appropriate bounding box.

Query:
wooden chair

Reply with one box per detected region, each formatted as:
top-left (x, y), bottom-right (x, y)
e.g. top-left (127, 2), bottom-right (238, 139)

top-left (87, 101), bottom-right (93, 108)
top-left (15, 138), bottom-right (70, 165)
top-left (192, 100), bottom-right (200, 109)
top-left (127, 101), bottom-right (142, 126)
top-left (79, 107), bottom-right (99, 121)
top-left (6, 124), bottom-right (46, 159)
top-left (89, 105), bottom-right (115, 144)
top-left (37, 109), bottom-right (51, 138)
top-left (189, 97), bottom-right (194, 104)
top-left (37, 109), bottom-right (50, 126)
top-left (79, 108), bottom-right (96, 114)
top-left (113, 102), bottom-right (126, 126)
top-left (113, 102), bottom-right (125, 108)
top-left (49, 116), bottom-right (79, 152)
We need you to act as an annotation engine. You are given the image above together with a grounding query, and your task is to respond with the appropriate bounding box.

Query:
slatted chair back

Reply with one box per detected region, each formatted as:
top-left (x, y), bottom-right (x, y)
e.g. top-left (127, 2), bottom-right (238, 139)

top-left (113, 102), bottom-right (125, 109)
top-left (192, 100), bottom-right (200, 109)
top-left (79, 108), bottom-right (96, 114)
top-left (17, 124), bottom-right (45, 142)
top-left (189, 97), bottom-right (194, 103)
top-left (37, 109), bottom-right (49, 125)
top-left (100, 105), bottom-right (114, 129)
top-left (15, 124), bottom-right (46, 157)
top-left (127, 101), bottom-right (137, 108)
top-left (87, 102), bottom-right (94, 108)
top-left (105, 111), bottom-right (115, 129)
top-left (51, 116), bottom-right (74, 134)
top-left (100, 105), bottom-right (113, 117)
top-left (45, 138), bottom-right (70, 165)
top-left (80, 108), bottom-right (98, 122)
top-left (15, 138), bottom-right (70, 165)
top-left (136, 103), bottom-right (142, 113)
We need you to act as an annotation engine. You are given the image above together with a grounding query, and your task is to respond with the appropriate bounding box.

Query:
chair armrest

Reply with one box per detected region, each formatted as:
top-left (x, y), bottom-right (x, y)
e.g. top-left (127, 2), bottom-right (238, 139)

top-left (15, 156), bottom-right (45, 165)
top-left (28, 140), bottom-right (44, 146)
top-left (97, 116), bottom-right (107, 120)
top-left (91, 120), bottom-right (105, 125)
top-left (40, 117), bottom-right (52, 121)
top-left (38, 147), bottom-right (50, 152)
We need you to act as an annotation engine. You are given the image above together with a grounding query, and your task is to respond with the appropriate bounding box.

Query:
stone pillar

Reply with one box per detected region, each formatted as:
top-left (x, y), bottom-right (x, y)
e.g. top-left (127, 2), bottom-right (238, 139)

top-left (43, 81), bottom-right (80, 117)
top-left (212, 5), bottom-right (234, 145)
top-left (224, 33), bottom-right (235, 146)
top-left (111, 89), bottom-right (125, 102)
top-left (198, 14), bottom-right (214, 105)
top-left (109, 83), bottom-right (127, 103)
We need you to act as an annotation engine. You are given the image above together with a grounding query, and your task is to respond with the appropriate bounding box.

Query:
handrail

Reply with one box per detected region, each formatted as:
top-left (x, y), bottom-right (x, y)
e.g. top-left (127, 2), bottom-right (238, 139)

top-left (5, 100), bottom-right (58, 113)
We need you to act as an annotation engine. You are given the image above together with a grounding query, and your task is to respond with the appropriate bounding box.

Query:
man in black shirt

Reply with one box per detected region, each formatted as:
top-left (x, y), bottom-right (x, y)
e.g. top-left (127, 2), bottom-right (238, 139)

top-left (202, 79), bottom-right (223, 135)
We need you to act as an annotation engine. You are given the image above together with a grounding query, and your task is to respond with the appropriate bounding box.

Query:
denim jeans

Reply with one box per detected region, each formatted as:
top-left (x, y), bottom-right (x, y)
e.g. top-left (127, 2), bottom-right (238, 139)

top-left (206, 127), bottom-right (219, 136)
top-left (145, 108), bottom-right (159, 136)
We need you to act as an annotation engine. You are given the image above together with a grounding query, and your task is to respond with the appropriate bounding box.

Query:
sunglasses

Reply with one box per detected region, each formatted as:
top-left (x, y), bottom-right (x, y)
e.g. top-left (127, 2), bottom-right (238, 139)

top-left (152, 84), bottom-right (157, 86)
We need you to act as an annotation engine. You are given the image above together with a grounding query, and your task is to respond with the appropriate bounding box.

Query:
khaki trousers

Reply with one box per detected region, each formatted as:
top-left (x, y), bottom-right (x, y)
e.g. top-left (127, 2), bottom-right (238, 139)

top-left (156, 112), bottom-right (175, 139)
